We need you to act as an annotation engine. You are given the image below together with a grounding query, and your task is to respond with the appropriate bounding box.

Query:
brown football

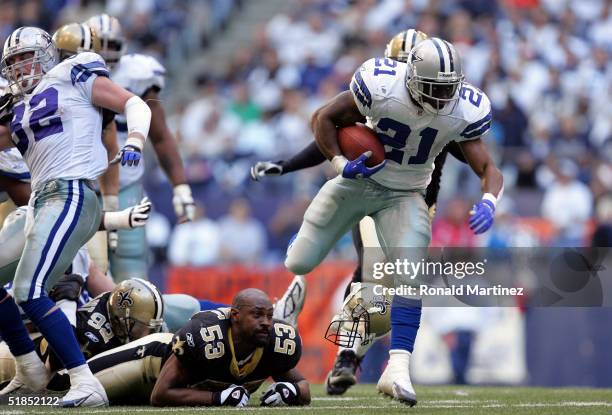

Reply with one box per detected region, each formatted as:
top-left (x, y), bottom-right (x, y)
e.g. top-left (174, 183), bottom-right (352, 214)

top-left (338, 124), bottom-right (385, 167)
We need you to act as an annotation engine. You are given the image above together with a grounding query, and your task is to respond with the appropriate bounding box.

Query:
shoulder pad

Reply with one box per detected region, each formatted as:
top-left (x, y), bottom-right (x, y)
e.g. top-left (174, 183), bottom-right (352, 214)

top-left (456, 83), bottom-right (492, 140)
top-left (62, 52), bottom-right (109, 85)
top-left (113, 53), bottom-right (166, 97)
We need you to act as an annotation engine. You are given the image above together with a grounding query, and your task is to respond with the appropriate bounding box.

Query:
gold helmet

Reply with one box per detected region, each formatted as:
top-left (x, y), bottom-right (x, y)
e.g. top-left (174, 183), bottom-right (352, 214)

top-left (108, 278), bottom-right (164, 343)
top-left (325, 282), bottom-right (391, 348)
top-left (86, 13), bottom-right (126, 66)
top-left (52, 23), bottom-right (101, 60)
top-left (384, 29), bottom-right (428, 63)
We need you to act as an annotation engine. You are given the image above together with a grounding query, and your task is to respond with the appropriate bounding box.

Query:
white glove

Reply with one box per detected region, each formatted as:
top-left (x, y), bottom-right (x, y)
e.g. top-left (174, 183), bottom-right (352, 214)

top-left (250, 161), bottom-right (283, 181)
top-left (103, 197), bottom-right (152, 231)
top-left (214, 384), bottom-right (249, 407)
top-left (260, 382), bottom-right (299, 406)
top-left (102, 195), bottom-right (120, 252)
top-left (172, 184), bottom-right (195, 222)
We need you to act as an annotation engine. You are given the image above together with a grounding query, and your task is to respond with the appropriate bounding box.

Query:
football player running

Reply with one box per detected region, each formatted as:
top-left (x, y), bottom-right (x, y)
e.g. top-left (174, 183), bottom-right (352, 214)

top-left (86, 14), bottom-right (194, 282)
top-left (47, 289), bottom-right (311, 408)
top-left (282, 37), bottom-right (503, 405)
top-left (0, 26), bottom-right (152, 406)
top-left (252, 29), bottom-right (470, 396)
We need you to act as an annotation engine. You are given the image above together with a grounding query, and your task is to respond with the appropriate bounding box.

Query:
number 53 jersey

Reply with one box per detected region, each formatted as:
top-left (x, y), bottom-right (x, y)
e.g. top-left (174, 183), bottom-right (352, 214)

top-left (171, 309), bottom-right (302, 393)
top-left (8, 52), bottom-right (110, 190)
top-left (350, 57), bottom-right (492, 191)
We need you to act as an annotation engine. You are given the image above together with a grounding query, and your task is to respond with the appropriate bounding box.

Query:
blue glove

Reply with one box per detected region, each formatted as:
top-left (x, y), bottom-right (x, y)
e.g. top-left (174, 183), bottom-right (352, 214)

top-left (112, 144), bottom-right (142, 167)
top-left (469, 199), bottom-right (495, 234)
top-left (342, 152), bottom-right (386, 179)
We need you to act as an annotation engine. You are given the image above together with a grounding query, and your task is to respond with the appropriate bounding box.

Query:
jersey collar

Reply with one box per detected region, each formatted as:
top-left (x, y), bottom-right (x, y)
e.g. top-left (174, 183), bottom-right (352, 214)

top-left (228, 328), bottom-right (264, 379)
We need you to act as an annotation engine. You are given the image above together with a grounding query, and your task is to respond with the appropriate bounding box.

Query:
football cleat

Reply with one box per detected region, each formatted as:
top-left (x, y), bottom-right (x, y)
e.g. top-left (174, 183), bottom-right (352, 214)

top-left (61, 377), bottom-right (108, 408)
top-left (325, 349), bottom-right (361, 395)
top-left (0, 352), bottom-right (51, 395)
top-left (377, 350), bottom-right (417, 406)
top-left (273, 275), bottom-right (306, 327)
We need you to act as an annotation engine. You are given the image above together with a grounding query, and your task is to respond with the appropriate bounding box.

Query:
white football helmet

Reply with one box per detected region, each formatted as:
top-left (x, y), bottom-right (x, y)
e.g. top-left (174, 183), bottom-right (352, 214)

top-left (406, 37), bottom-right (464, 114)
top-left (86, 14), bottom-right (126, 67)
top-left (0, 27), bottom-right (58, 95)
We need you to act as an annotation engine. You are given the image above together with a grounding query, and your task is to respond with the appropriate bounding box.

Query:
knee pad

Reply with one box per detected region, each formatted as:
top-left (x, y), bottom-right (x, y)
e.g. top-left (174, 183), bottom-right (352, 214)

top-left (284, 236), bottom-right (321, 276)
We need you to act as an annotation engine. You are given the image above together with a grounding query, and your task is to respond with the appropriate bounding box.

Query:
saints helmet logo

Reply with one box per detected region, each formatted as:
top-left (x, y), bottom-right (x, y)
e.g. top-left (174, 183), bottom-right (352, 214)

top-left (117, 288), bottom-right (134, 309)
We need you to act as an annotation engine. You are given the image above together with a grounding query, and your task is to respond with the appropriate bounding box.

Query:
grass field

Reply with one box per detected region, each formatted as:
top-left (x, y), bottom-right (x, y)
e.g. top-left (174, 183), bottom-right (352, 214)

top-left (3, 384), bottom-right (612, 414)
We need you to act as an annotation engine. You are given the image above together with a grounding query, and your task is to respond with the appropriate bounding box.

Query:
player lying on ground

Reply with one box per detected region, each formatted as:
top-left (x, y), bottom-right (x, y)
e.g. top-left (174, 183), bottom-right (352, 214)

top-left (46, 288), bottom-right (311, 407)
top-left (0, 25), bottom-right (153, 407)
top-left (252, 29), bottom-right (471, 396)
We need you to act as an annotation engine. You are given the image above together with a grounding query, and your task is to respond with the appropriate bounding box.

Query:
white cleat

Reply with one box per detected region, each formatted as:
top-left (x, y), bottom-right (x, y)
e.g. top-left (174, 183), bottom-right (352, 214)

top-left (0, 351), bottom-right (51, 395)
top-left (376, 350), bottom-right (417, 407)
top-left (61, 377), bottom-right (108, 408)
top-left (273, 275), bottom-right (307, 327)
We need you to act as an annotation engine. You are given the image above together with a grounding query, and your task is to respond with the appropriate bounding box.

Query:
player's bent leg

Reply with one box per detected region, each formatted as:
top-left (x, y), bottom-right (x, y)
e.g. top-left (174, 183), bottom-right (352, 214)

top-left (108, 182), bottom-right (147, 282)
top-left (11, 180), bottom-right (107, 407)
top-left (285, 176), bottom-right (366, 275)
top-left (0, 341), bottom-right (15, 389)
top-left (162, 294), bottom-right (201, 332)
top-left (48, 333), bottom-right (174, 405)
top-left (0, 207), bottom-right (27, 287)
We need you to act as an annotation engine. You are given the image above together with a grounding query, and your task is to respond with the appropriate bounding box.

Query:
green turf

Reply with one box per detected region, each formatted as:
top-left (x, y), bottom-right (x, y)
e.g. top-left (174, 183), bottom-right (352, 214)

top-left (4, 384), bottom-right (612, 414)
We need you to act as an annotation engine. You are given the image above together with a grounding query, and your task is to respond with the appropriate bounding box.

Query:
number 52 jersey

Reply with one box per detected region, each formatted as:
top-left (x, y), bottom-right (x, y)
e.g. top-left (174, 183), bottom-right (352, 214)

top-left (8, 52), bottom-right (110, 190)
top-left (171, 309), bottom-right (302, 393)
top-left (350, 57), bottom-right (492, 191)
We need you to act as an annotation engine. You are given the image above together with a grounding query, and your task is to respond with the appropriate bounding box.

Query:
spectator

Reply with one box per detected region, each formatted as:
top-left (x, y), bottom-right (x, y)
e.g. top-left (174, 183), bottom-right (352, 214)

top-left (218, 198), bottom-right (267, 263)
top-left (168, 204), bottom-right (221, 266)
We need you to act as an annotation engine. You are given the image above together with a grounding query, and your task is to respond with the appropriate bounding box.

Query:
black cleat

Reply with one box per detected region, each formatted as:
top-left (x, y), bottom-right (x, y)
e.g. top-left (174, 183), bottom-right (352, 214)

top-left (325, 350), bottom-right (362, 395)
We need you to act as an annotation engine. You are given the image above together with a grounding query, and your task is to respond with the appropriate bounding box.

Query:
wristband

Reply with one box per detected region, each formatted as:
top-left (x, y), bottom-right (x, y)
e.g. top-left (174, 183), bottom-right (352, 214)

top-left (482, 193), bottom-right (497, 208)
top-left (102, 194), bottom-right (119, 212)
top-left (331, 155), bottom-right (348, 175)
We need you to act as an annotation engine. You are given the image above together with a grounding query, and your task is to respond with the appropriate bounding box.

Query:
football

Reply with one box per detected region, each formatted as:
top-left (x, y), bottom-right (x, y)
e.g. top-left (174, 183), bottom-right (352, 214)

top-left (338, 124), bottom-right (385, 167)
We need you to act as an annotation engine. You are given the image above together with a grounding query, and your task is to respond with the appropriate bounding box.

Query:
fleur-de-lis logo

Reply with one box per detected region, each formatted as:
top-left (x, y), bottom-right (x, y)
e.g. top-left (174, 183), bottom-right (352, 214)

top-left (118, 288), bottom-right (134, 309)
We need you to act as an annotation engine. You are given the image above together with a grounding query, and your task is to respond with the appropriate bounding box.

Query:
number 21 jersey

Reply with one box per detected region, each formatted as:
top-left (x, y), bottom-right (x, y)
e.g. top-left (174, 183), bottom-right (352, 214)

top-left (9, 52), bottom-right (110, 190)
top-left (350, 57), bottom-right (492, 191)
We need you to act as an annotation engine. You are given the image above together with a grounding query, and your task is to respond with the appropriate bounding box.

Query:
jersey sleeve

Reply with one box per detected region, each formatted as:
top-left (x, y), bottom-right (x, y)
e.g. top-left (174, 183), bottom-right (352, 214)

top-left (171, 319), bottom-right (207, 368)
top-left (113, 54), bottom-right (166, 97)
top-left (269, 321), bottom-right (302, 376)
top-left (349, 58), bottom-right (385, 118)
top-left (456, 85), bottom-right (493, 142)
top-left (68, 52), bottom-right (109, 101)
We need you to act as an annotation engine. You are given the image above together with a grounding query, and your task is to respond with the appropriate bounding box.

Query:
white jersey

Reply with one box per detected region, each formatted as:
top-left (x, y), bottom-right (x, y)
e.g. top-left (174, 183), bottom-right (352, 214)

top-left (350, 57), bottom-right (492, 190)
top-left (112, 53), bottom-right (166, 189)
top-left (8, 52), bottom-right (109, 190)
top-left (0, 147), bottom-right (30, 182)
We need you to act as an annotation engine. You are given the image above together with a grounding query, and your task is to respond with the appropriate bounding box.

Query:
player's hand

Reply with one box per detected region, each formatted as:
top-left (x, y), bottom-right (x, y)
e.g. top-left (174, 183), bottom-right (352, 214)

top-left (260, 382), bottom-right (300, 406)
top-left (335, 152), bottom-right (386, 179)
top-left (250, 161), bottom-right (283, 181)
top-left (103, 197), bottom-right (152, 231)
top-left (172, 184), bottom-right (195, 223)
top-left (111, 144), bottom-right (142, 166)
top-left (469, 199), bottom-right (495, 234)
top-left (214, 385), bottom-right (249, 407)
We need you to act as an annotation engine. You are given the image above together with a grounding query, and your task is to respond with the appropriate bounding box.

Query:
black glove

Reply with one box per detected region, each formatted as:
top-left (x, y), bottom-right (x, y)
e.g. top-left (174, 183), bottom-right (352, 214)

top-left (213, 384), bottom-right (249, 407)
top-left (260, 382), bottom-right (300, 406)
top-left (49, 274), bottom-right (85, 302)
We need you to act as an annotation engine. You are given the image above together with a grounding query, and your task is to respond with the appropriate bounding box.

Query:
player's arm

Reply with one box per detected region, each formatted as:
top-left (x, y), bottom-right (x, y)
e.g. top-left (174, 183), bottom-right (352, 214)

top-left (0, 125), bottom-right (13, 151)
top-left (91, 76), bottom-right (151, 166)
top-left (0, 175), bottom-right (30, 206)
top-left (151, 354), bottom-right (216, 406)
top-left (142, 89), bottom-right (194, 222)
top-left (98, 120), bottom-right (120, 208)
top-left (251, 141), bottom-right (326, 180)
top-left (458, 138), bottom-right (504, 234)
top-left (263, 368), bottom-right (311, 406)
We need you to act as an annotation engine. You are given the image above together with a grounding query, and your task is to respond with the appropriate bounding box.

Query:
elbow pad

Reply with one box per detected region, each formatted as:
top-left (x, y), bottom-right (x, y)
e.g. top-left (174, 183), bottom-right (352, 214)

top-left (125, 95), bottom-right (151, 144)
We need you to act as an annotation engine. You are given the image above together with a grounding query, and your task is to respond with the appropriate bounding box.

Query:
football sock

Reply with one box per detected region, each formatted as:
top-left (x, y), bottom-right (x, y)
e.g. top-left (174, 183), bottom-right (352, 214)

top-left (20, 296), bottom-right (85, 369)
top-left (390, 296), bottom-right (422, 353)
top-left (198, 299), bottom-right (229, 311)
top-left (0, 288), bottom-right (35, 357)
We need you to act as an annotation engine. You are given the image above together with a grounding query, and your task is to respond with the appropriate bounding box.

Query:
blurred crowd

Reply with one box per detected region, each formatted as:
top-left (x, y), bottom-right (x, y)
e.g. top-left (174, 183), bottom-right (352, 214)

top-left (1, 0), bottom-right (611, 265)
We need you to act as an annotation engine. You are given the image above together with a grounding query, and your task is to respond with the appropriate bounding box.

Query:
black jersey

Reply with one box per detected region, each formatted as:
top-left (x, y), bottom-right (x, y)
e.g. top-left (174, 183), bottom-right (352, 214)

top-left (75, 292), bottom-right (124, 359)
top-left (171, 309), bottom-right (302, 393)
